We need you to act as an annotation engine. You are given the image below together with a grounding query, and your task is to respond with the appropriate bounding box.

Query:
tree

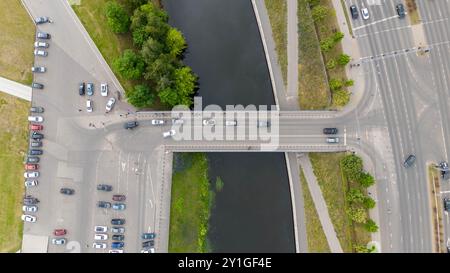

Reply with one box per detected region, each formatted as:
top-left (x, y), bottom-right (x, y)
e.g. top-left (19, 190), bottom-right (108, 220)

top-left (123, 0), bottom-right (148, 12)
top-left (333, 31), bottom-right (344, 43)
top-left (320, 37), bottom-right (335, 52)
top-left (172, 66), bottom-right (197, 106)
top-left (105, 1), bottom-right (130, 34)
top-left (166, 28), bottom-right (187, 57)
top-left (127, 84), bottom-right (156, 108)
top-left (337, 54), bottom-right (351, 65)
top-left (332, 89), bottom-right (350, 107)
top-left (354, 244), bottom-right (371, 253)
top-left (113, 49), bottom-right (145, 80)
top-left (144, 54), bottom-right (176, 83)
top-left (130, 3), bottom-right (170, 47)
top-left (364, 219), bottom-right (379, 232)
top-left (346, 207), bottom-right (367, 223)
top-left (341, 154), bottom-right (363, 181)
top-left (311, 5), bottom-right (329, 22)
top-left (329, 78), bottom-right (343, 91)
top-left (140, 38), bottom-right (165, 65)
top-left (359, 172), bottom-right (375, 188)
top-left (362, 196), bottom-right (376, 209)
top-left (344, 79), bottom-right (354, 87)
top-left (326, 59), bottom-right (337, 69)
top-left (346, 188), bottom-right (365, 204)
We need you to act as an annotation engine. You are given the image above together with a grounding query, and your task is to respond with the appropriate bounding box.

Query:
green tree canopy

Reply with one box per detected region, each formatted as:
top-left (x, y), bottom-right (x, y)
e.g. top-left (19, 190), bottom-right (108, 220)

top-left (166, 28), bottom-right (187, 57)
top-left (127, 84), bottom-right (156, 108)
top-left (332, 89), bottom-right (350, 107)
top-left (364, 219), bottom-right (379, 232)
top-left (346, 188), bottom-right (365, 204)
top-left (337, 54), bottom-right (351, 65)
top-left (130, 3), bottom-right (169, 47)
top-left (105, 1), bottom-right (130, 34)
top-left (346, 207), bottom-right (367, 223)
top-left (113, 49), bottom-right (145, 80)
top-left (359, 172), bottom-right (376, 188)
top-left (362, 196), bottom-right (376, 209)
top-left (311, 5), bottom-right (329, 22)
top-left (341, 154), bottom-right (363, 181)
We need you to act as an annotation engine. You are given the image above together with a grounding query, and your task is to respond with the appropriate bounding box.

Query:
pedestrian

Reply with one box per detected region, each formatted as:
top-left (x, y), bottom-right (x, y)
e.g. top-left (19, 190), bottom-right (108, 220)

top-left (78, 109), bottom-right (82, 112)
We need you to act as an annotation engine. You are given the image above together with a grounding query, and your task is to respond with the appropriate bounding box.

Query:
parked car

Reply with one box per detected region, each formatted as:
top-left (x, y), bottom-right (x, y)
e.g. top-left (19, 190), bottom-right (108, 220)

top-left (142, 240), bottom-right (154, 248)
top-left (92, 242), bottom-right (107, 249)
top-left (97, 184), bottom-right (112, 191)
top-left (323, 128), bottom-right (338, 134)
top-left (162, 129), bottom-right (176, 138)
top-left (27, 157), bottom-right (40, 163)
top-left (53, 229), bottom-right (67, 236)
top-left (94, 226), bottom-right (107, 233)
top-left (112, 203), bottom-right (126, 211)
top-left (111, 218), bottom-right (125, 225)
top-left (350, 5), bottom-right (358, 19)
top-left (34, 41), bottom-right (49, 48)
top-left (109, 249), bottom-right (124, 253)
top-left (25, 164), bottom-right (38, 170)
top-left (31, 132), bottom-right (44, 140)
top-left (112, 195), bottom-right (126, 201)
top-left (225, 120), bottom-right (237, 126)
top-left (36, 32), bottom-right (51, 39)
top-left (111, 226), bottom-right (125, 234)
top-left (31, 82), bottom-right (44, 89)
top-left (30, 141), bottom-right (42, 148)
top-left (60, 188), bottom-right (75, 195)
top-left (24, 180), bottom-right (38, 187)
top-left (172, 118), bottom-right (184, 125)
top-left (22, 214), bottom-right (36, 223)
top-left (97, 201), bottom-right (111, 209)
top-left (100, 83), bottom-right (108, 97)
top-left (142, 233), bottom-right (156, 240)
top-left (105, 97), bottom-right (116, 113)
top-left (112, 234), bottom-right (124, 241)
top-left (111, 242), bottom-right (124, 249)
top-left (361, 8), bottom-right (370, 20)
top-left (326, 137), bottom-right (340, 144)
top-left (24, 171), bottom-right (39, 178)
top-left (30, 107), bottom-right (44, 113)
top-left (30, 124), bottom-right (43, 131)
top-left (444, 198), bottom-right (450, 212)
top-left (396, 3), bottom-right (406, 18)
top-left (151, 120), bottom-right (164, 125)
top-left (29, 149), bottom-right (43, 156)
top-left (28, 116), bottom-right (44, 123)
top-left (86, 83), bottom-right (94, 96)
top-left (79, 82), bottom-right (85, 96)
top-left (52, 238), bottom-right (66, 245)
top-left (22, 205), bottom-right (38, 212)
top-left (403, 154), bottom-right (416, 168)
top-left (35, 16), bottom-right (49, 24)
top-left (86, 99), bottom-right (93, 113)
top-left (124, 121), bottom-right (139, 129)
top-left (31, 66), bottom-right (46, 73)
top-left (23, 196), bottom-right (39, 205)
top-left (34, 49), bottom-right (48, 57)
top-left (257, 121), bottom-right (270, 128)
top-left (203, 119), bottom-right (215, 126)
top-left (94, 233), bottom-right (108, 241)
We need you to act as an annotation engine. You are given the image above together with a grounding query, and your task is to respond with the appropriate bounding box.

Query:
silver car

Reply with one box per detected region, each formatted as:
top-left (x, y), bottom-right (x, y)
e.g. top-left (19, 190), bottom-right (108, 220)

top-left (52, 238), bottom-right (66, 245)
top-left (34, 41), bottom-right (49, 48)
top-left (31, 66), bottom-right (46, 73)
top-left (22, 205), bottom-right (38, 212)
top-left (34, 49), bottom-right (48, 57)
top-left (105, 97), bottom-right (116, 113)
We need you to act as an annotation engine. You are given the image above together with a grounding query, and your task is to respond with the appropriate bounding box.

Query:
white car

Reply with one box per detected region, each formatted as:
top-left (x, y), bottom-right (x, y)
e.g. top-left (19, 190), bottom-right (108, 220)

top-left (24, 171), bottom-right (39, 178)
top-left (172, 118), bottom-right (184, 125)
top-left (94, 233), bottom-right (108, 241)
top-left (105, 97), bottom-right (116, 113)
top-left (92, 242), bottom-right (107, 249)
top-left (86, 99), bottom-right (93, 113)
top-left (94, 226), bottom-right (108, 233)
top-left (162, 129), bottom-right (176, 138)
top-left (22, 205), bottom-right (38, 213)
top-left (34, 49), bottom-right (48, 57)
top-left (31, 66), bottom-right (46, 73)
top-left (34, 41), bottom-right (49, 48)
top-left (141, 248), bottom-right (155, 253)
top-left (28, 116), bottom-right (44, 123)
top-left (24, 180), bottom-right (38, 187)
top-left (52, 238), bottom-right (66, 245)
top-left (100, 83), bottom-right (108, 97)
top-left (109, 250), bottom-right (124, 253)
top-left (21, 214), bottom-right (36, 223)
top-left (326, 137), bottom-right (340, 144)
top-left (151, 120), bottom-right (164, 125)
top-left (203, 119), bottom-right (215, 126)
top-left (361, 8), bottom-right (369, 20)
top-left (225, 120), bottom-right (237, 126)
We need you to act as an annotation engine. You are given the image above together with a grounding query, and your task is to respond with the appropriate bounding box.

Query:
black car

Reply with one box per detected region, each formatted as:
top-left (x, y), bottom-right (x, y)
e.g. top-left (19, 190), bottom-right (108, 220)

top-left (79, 82), bottom-right (85, 95)
top-left (36, 32), bottom-right (51, 39)
top-left (97, 201), bottom-right (111, 209)
top-left (23, 196), bottom-right (39, 205)
top-left (403, 154), bottom-right (416, 168)
top-left (30, 141), bottom-right (42, 148)
top-left (31, 82), bottom-right (44, 89)
top-left (323, 128), bottom-right (338, 134)
top-left (142, 240), bottom-right (154, 248)
top-left (97, 184), bottom-right (113, 191)
top-left (111, 218), bottom-right (125, 225)
top-left (30, 107), bottom-right (44, 113)
top-left (60, 188), bottom-right (75, 195)
top-left (31, 132), bottom-right (44, 140)
top-left (350, 5), bottom-right (358, 19)
top-left (112, 234), bottom-right (125, 241)
top-left (444, 198), bottom-right (450, 212)
top-left (29, 149), bottom-right (43, 156)
top-left (26, 156), bottom-right (40, 164)
top-left (396, 4), bottom-right (406, 18)
top-left (124, 121), bottom-right (139, 130)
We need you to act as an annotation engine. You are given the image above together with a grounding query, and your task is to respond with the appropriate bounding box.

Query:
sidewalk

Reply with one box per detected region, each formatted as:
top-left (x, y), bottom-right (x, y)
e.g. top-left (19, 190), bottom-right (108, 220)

top-left (0, 76), bottom-right (32, 101)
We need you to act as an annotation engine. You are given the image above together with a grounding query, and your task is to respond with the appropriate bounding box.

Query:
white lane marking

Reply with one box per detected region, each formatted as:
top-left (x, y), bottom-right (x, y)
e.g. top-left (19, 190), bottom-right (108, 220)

top-left (353, 15), bottom-right (401, 31)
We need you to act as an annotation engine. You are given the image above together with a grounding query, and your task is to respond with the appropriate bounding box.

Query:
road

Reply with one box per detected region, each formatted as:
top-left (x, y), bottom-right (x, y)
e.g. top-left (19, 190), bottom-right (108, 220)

top-left (0, 76), bottom-right (32, 101)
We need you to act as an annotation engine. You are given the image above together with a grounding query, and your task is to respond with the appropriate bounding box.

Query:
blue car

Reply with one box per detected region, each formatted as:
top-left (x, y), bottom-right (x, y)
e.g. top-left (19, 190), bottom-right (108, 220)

top-left (111, 241), bottom-right (124, 249)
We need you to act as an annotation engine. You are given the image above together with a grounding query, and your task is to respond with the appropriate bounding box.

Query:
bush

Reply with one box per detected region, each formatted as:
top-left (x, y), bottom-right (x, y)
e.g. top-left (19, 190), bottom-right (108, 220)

top-left (362, 196), bottom-right (376, 209)
top-left (166, 28), bottom-right (187, 57)
top-left (344, 79), bottom-right (354, 87)
top-left (105, 1), bottom-right (130, 34)
top-left (341, 154), bottom-right (363, 181)
top-left (113, 49), bottom-right (145, 80)
top-left (329, 78), bottom-right (343, 91)
top-left (333, 31), bottom-right (344, 43)
top-left (346, 188), bottom-right (365, 204)
top-left (346, 207), bottom-right (367, 223)
top-left (326, 59), bottom-right (337, 69)
top-left (337, 54), bottom-right (351, 65)
top-left (311, 5), bottom-right (329, 22)
top-left (359, 172), bottom-right (375, 188)
top-left (332, 89), bottom-right (350, 107)
top-left (320, 37), bottom-right (335, 52)
top-left (364, 219), bottom-right (379, 232)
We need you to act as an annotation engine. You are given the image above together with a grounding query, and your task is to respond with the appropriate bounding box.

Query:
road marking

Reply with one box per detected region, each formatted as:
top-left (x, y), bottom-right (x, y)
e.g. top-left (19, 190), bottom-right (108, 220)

top-left (353, 15), bottom-right (400, 31)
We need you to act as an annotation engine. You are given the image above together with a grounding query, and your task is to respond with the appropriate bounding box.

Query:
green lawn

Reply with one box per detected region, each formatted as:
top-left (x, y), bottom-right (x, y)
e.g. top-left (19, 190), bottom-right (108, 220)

top-left (169, 153), bottom-right (211, 253)
top-left (264, 0), bottom-right (287, 85)
top-left (299, 169), bottom-right (330, 252)
top-left (0, 0), bottom-right (34, 84)
top-left (0, 92), bottom-right (29, 252)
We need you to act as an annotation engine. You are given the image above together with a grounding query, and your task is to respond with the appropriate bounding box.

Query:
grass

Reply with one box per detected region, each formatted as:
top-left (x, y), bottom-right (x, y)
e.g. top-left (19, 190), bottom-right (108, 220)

top-left (405, 0), bottom-right (420, 25)
top-left (169, 153), bottom-right (211, 253)
top-left (0, 0), bottom-right (35, 84)
top-left (264, 0), bottom-right (288, 85)
top-left (297, 0), bottom-right (330, 110)
top-left (299, 169), bottom-right (330, 252)
top-left (0, 92), bottom-right (29, 252)
top-left (428, 165), bottom-right (444, 252)
top-left (309, 152), bottom-right (371, 252)
top-left (340, 0), bottom-right (353, 37)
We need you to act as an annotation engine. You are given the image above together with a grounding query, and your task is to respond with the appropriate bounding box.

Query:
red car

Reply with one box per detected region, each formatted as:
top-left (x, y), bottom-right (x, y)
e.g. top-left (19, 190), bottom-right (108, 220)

top-left (112, 195), bottom-right (126, 201)
top-left (30, 124), bottom-right (43, 131)
top-left (25, 164), bottom-right (39, 170)
top-left (53, 229), bottom-right (67, 236)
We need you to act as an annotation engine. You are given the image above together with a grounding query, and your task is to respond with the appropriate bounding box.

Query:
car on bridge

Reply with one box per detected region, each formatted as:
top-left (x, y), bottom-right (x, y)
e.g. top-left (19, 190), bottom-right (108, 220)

top-left (151, 120), bottom-right (164, 125)
top-left (97, 184), bottom-right (112, 191)
top-left (124, 121), bottom-right (139, 130)
top-left (203, 119), bottom-right (215, 126)
top-left (326, 137), bottom-right (339, 144)
top-left (163, 129), bottom-right (176, 138)
top-left (257, 121), bottom-right (270, 127)
top-left (323, 128), bottom-right (338, 134)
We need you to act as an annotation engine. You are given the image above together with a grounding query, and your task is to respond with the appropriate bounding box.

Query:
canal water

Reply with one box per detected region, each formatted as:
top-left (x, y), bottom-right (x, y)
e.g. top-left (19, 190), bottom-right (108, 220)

top-left (164, 0), bottom-right (295, 252)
